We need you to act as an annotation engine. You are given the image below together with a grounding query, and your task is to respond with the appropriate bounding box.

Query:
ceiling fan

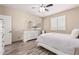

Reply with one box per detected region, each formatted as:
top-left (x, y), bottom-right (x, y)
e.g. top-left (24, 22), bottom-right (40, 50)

top-left (32, 4), bottom-right (53, 13)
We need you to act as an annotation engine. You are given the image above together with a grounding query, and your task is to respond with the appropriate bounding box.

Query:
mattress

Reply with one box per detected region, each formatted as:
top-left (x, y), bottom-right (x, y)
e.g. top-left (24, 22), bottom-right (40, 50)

top-left (37, 33), bottom-right (79, 55)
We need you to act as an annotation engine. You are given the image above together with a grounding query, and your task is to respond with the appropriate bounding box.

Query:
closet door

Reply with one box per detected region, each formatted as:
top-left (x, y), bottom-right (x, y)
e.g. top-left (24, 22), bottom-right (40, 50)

top-left (0, 19), bottom-right (4, 55)
top-left (3, 16), bottom-right (12, 45)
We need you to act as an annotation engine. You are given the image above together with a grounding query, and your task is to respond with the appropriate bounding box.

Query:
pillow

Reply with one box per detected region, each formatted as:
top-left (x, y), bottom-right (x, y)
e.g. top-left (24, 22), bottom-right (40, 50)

top-left (71, 29), bottom-right (79, 38)
top-left (77, 35), bottom-right (79, 38)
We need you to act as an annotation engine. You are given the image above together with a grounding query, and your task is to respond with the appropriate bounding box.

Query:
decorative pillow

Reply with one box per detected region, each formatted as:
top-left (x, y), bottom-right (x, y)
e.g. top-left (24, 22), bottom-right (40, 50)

top-left (71, 29), bottom-right (79, 38)
top-left (77, 35), bottom-right (79, 38)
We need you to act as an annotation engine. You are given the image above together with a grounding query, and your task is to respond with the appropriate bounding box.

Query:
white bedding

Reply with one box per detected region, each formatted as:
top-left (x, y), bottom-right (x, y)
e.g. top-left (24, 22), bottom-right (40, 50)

top-left (37, 33), bottom-right (79, 55)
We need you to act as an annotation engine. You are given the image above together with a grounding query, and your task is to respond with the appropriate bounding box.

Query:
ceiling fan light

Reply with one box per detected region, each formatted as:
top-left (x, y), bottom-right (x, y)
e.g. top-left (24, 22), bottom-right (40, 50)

top-left (39, 7), bottom-right (45, 13)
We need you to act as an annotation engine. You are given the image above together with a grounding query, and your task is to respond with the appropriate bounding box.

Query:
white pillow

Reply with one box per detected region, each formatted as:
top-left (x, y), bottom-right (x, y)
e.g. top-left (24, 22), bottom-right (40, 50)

top-left (71, 29), bottom-right (79, 38)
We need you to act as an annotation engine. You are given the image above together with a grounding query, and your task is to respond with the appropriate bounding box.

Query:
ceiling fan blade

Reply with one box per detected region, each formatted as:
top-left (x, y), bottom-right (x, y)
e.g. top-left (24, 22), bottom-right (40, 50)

top-left (46, 4), bottom-right (53, 7)
top-left (32, 7), bottom-right (35, 9)
top-left (32, 6), bottom-right (40, 9)
top-left (45, 9), bottom-right (49, 11)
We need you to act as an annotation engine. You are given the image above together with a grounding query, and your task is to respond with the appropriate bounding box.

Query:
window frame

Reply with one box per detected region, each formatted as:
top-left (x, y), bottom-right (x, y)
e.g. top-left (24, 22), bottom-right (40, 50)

top-left (50, 15), bottom-right (66, 31)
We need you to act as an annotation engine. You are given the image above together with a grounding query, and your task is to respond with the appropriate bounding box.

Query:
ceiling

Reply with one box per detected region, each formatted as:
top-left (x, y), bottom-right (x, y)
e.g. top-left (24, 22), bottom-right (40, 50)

top-left (2, 4), bottom-right (79, 17)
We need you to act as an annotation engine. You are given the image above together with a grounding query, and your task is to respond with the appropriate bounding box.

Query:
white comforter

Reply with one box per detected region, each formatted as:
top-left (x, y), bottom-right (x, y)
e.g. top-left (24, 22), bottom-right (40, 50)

top-left (37, 33), bottom-right (79, 54)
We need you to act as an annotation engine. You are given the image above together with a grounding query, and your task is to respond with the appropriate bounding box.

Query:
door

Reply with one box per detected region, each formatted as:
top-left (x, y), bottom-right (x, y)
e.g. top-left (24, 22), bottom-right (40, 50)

top-left (3, 16), bottom-right (12, 45)
top-left (0, 19), bottom-right (4, 55)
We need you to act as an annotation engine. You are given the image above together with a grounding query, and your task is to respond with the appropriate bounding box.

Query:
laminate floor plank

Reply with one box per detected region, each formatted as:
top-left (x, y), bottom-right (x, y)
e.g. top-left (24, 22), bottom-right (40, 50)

top-left (4, 40), bottom-right (56, 55)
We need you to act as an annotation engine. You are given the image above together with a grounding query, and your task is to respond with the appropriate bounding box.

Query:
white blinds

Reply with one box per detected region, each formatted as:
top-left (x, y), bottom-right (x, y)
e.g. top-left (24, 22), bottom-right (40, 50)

top-left (50, 15), bottom-right (66, 30)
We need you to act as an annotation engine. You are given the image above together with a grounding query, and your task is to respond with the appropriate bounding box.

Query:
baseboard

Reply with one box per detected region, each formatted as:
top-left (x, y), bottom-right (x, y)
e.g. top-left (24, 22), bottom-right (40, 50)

top-left (12, 40), bottom-right (23, 43)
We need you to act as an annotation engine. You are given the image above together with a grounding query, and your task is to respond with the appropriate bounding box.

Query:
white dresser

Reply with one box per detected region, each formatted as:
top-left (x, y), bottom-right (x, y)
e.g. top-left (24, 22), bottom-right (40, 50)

top-left (23, 31), bottom-right (39, 42)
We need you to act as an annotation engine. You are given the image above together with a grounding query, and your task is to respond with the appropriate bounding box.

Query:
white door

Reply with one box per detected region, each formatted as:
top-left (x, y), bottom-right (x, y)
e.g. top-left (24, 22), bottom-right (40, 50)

top-left (3, 16), bottom-right (12, 45)
top-left (0, 19), bottom-right (4, 55)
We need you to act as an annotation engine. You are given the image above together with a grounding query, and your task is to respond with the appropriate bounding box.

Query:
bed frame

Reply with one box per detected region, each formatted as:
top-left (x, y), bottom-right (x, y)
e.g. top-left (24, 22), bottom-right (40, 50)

top-left (37, 43), bottom-right (70, 55)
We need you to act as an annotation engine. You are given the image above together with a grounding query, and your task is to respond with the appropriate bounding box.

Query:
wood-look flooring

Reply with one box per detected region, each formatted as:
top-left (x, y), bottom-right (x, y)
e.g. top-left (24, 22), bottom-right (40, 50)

top-left (4, 40), bottom-right (56, 55)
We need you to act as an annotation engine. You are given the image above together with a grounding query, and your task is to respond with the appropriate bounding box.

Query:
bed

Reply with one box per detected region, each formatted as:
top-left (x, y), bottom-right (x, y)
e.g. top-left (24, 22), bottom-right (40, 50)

top-left (36, 29), bottom-right (79, 55)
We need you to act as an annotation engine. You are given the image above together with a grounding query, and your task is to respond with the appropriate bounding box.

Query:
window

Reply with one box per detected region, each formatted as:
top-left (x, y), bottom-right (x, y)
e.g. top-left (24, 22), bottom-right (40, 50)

top-left (50, 15), bottom-right (66, 30)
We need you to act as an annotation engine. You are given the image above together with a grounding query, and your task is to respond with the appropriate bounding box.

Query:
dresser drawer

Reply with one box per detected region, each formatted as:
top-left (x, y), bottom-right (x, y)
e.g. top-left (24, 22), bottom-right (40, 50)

top-left (23, 31), bottom-right (39, 42)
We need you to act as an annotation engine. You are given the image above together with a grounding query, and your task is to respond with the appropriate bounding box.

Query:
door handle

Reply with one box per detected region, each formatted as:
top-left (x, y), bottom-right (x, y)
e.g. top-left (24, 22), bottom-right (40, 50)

top-left (9, 31), bottom-right (12, 33)
top-left (2, 41), bottom-right (5, 43)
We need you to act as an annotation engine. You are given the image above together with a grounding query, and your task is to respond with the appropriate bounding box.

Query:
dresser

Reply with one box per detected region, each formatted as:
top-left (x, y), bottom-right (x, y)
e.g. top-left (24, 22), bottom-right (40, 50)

top-left (23, 31), bottom-right (39, 42)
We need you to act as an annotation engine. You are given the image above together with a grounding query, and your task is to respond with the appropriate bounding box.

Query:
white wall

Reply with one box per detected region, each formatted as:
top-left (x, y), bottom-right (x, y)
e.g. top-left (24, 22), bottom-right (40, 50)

top-left (0, 6), bottom-right (43, 42)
